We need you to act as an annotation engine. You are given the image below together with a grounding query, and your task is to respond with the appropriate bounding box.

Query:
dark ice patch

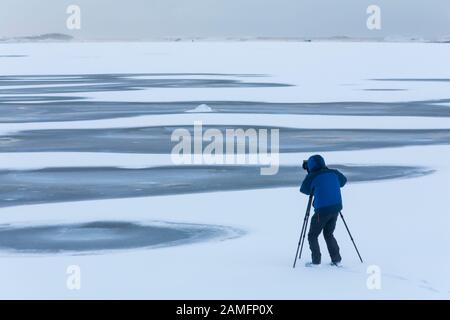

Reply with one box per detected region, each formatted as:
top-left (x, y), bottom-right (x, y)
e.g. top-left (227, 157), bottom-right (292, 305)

top-left (3, 126), bottom-right (450, 153)
top-left (0, 55), bottom-right (27, 58)
top-left (2, 99), bottom-right (450, 123)
top-left (362, 89), bottom-right (407, 91)
top-left (0, 165), bottom-right (433, 208)
top-left (0, 221), bottom-right (240, 254)
top-left (0, 73), bottom-right (291, 95)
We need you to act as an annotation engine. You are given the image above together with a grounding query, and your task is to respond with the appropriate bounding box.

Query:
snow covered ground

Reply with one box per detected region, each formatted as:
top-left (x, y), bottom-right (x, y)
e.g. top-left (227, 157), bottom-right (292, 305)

top-left (0, 42), bottom-right (449, 299)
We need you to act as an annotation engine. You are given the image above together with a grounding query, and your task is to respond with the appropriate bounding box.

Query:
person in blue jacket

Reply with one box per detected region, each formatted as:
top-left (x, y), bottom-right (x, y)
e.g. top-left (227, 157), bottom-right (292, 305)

top-left (300, 154), bottom-right (347, 267)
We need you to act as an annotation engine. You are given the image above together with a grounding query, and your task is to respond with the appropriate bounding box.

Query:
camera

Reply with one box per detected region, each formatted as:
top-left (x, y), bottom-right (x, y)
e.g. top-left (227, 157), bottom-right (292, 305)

top-left (302, 160), bottom-right (309, 173)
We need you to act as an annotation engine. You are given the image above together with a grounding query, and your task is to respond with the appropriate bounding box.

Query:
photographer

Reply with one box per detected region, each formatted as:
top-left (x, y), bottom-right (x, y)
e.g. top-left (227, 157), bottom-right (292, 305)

top-left (300, 155), bottom-right (347, 267)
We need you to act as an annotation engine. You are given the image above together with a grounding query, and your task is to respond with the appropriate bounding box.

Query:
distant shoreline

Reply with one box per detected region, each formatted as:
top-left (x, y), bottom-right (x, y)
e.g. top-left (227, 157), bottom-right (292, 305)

top-left (1, 33), bottom-right (449, 44)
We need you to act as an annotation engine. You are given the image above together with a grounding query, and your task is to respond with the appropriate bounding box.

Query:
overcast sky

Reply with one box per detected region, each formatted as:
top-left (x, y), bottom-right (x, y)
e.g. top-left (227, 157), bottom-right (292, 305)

top-left (0, 0), bottom-right (449, 39)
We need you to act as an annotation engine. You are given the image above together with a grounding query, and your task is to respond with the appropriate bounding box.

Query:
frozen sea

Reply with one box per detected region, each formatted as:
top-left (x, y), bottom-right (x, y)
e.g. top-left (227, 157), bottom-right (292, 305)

top-left (0, 41), bottom-right (449, 299)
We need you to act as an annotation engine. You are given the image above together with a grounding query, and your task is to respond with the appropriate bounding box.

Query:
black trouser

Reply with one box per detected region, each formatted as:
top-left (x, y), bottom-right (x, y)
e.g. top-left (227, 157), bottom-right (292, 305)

top-left (308, 212), bottom-right (341, 264)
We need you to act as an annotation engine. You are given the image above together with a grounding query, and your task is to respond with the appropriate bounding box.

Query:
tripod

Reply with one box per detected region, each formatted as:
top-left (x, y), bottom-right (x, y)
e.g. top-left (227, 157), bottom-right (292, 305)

top-left (292, 197), bottom-right (364, 268)
top-left (292, 194), bottom-right (313, 268)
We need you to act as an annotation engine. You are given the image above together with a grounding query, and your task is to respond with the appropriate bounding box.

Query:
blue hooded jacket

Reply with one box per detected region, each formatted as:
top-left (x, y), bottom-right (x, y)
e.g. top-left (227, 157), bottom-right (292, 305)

top-left (300, 155), bottom-right (347, 215)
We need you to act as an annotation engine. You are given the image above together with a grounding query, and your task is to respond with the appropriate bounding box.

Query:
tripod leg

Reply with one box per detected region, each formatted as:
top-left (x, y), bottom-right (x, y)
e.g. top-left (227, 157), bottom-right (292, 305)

top-left (293, 194), bottom-right (314, 268)
top-left (292, 216), bottom-right (307, 268)
top-left (298, 211), bottom-right (310, 261)
top-left (339, 212), bottom-right (363, 263)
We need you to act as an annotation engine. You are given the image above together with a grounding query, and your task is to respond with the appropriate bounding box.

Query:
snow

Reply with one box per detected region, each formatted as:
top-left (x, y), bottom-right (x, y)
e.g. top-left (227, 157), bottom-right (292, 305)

top-left (186, 103), bottom-right (213, 113)
top-left (0, 41), bottom-right (450, 299)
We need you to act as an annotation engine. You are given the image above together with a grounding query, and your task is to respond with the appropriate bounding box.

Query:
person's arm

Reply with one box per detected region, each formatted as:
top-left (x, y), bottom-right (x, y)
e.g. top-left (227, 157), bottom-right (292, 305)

top-left (336, 170), bottom-right (347, 187)
top-left (300, 174), bottom-right (313, 195)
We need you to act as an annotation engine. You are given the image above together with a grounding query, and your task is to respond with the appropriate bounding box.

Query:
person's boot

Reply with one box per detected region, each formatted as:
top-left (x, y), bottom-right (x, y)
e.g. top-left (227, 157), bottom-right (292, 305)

top-left (305, 262), bottom-right (321, 268)
top-left (330, 261), bottom-right (343, 268)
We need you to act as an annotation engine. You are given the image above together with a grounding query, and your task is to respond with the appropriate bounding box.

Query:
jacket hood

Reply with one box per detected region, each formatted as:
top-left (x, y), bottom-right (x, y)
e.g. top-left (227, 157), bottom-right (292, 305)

top-left (307, 155), bottom-right (326, 172)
